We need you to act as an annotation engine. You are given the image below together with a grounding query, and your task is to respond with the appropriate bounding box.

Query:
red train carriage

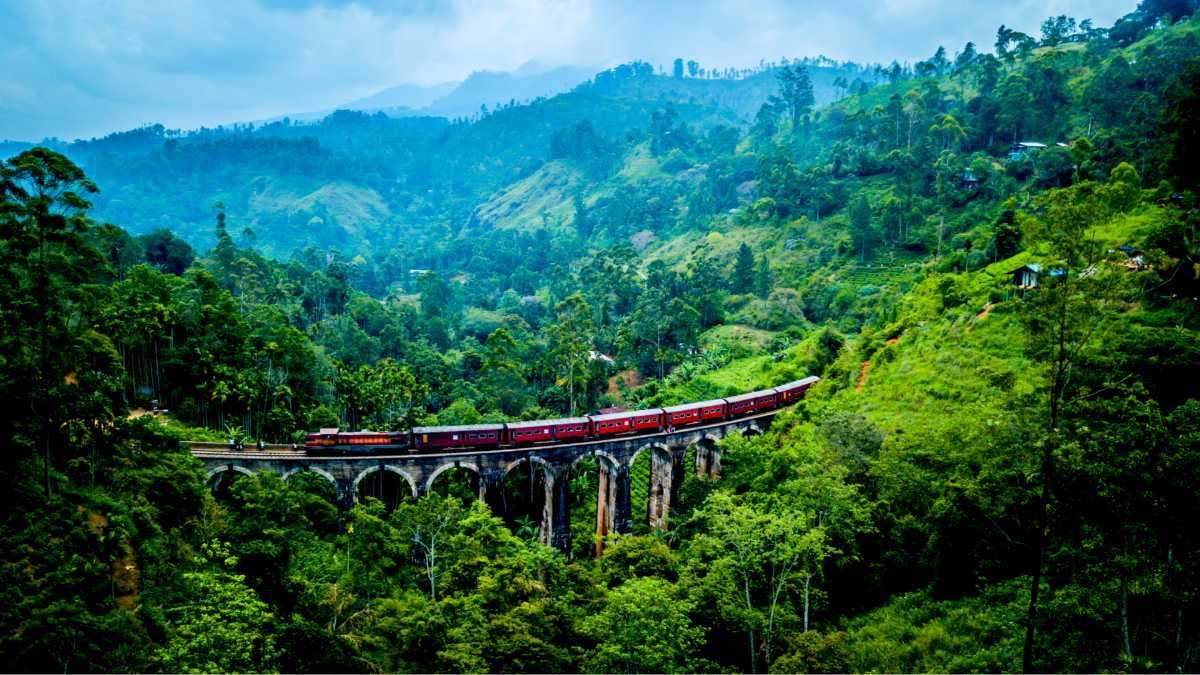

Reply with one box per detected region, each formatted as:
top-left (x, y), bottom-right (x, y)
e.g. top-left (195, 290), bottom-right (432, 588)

top-left (590, 408), bottom-right (665, 437)
top-left (663, 399), bottom-right (727, 428)
top-left (631, 408), bottom-right (665, 432)
top-left (412, 424), bottom-right (504, 451)
top-left (724, 389), bottom-right (779, 417)
top-left (775, 376), bottom-right (820, 404)
top-left (551, 417), bottom-right (591, 442)
top-left (507, 420), bottom-right (555, 445)
top-left (590, 411), bottom-right (634, 437)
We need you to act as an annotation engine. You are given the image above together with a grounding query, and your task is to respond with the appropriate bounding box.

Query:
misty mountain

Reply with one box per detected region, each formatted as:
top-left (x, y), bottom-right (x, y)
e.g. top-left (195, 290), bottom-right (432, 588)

top-left (419, 64), bottom-right (598, 118)
top-left (342, 81), bottom-right (459, 113)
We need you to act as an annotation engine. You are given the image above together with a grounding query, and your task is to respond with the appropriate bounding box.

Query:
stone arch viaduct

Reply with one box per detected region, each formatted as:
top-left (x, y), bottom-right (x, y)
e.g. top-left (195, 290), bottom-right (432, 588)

top-left (193, 413), bottom-right (774, 556)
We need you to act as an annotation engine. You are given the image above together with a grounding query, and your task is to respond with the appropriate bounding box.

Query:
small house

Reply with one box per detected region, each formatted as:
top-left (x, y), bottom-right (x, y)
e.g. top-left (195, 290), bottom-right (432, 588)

top-left (1009, 141), bottom-right (1047, 161)
top-left (960, 169), bottom-right (980, 189)
top-left (1011, 263), bottom-right (1042, 288)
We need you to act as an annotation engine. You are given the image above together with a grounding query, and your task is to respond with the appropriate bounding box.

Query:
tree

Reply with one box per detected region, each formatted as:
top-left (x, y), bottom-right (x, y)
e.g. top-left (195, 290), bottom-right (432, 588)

top-left (673, 58), bottom-right (684, 79)
top-left (955, 42), bottom-right (978, 73)
top-left (157, 572), bottom-right (278, 673)
top-left (777, 65), bottom-right (816, 128)
top-left (139, 228), bottom-right (194, 275)
top-left (849, 194), bottom-right (875, 262)
top-left (687, 60), bottom-right (699, 78)
top-left (548, 293), bottom-right (595, 416)
top-left (417, 271), bottom-right (452, 318)
top-left (696, 491), bottom-right (834, 672)
top-left (1040, 15), bottom-right (1077, 45)
top-left (212, 201), bottom-right (237, 273)
top-left (571, 192), bottom-right (593, 238)
top-left (734, 242), bottom-right (756, 293)
top-left (1017, 177), bottom-right (1128, 671)
top-left (754, 255), bottom-right (773, 299)
top-left (0, 148), bottom-right (112, 495)
top-left (582, 577), bottom-right (704, 673)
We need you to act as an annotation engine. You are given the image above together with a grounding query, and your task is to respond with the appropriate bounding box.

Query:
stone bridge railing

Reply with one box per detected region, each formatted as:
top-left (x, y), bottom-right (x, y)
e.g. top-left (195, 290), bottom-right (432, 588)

top-left (193, 413), bottom-right (774, 555)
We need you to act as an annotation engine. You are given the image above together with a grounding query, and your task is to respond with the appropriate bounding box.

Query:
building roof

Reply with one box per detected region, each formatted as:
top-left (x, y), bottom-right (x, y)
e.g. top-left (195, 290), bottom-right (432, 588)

top-left (1010, 263), bottom-right (1043, 274)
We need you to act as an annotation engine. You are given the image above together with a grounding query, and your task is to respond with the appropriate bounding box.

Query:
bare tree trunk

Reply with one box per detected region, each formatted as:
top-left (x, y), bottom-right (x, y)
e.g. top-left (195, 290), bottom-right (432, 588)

top-left (744, 579), bottom-right (758, 673)
top-left (1121, 577), bottom-right (1132, 662)
top-left (804, 573), bottom-right (811, 632)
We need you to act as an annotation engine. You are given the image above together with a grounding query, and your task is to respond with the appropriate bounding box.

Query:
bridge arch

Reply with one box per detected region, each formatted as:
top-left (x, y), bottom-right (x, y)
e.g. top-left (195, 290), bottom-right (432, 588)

top-left (503, 454), bottom-right (555, 480)
top-left (352, 465), bottom-right (418, 501)
top-left (629, 442), bottom-right (674, 470)
top-left (282, 466), bottom-right (338, 489)
top-left (424, 461), bottom-right (481, 494)
top-left (205, 465), bottom-right (255, 482)
top-left (741, 422), bottom-right (763, 437)
top-left (571, 449), bottom-right (619, 473)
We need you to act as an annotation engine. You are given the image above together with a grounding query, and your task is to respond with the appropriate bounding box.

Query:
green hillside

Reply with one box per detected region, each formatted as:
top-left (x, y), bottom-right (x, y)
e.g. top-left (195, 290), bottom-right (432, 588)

top-left (3, 2), bottom-right (1200, 673)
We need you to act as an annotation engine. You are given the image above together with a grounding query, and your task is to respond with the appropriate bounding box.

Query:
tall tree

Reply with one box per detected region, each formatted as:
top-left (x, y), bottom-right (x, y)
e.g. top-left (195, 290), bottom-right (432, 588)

top-left (733, 243), bottom-right (756, 293)
top-left (548, 293), bottom-right (595, 416)
top-left (1017, 170), bottom-right (1133, 671)
top-left (0, 148), bottom-right (111, 495)
top-left (777, 65), bottom-right (815, 128)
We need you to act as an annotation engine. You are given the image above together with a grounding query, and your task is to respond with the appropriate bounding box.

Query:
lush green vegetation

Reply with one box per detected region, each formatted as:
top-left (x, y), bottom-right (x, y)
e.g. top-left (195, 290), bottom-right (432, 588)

top-left (3, 2), bottom-right (1200, 672)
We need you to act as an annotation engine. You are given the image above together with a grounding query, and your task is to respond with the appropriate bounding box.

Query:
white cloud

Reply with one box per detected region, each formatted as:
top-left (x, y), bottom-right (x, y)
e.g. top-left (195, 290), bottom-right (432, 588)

top-left (0, 0), bottom-right (1136, 141)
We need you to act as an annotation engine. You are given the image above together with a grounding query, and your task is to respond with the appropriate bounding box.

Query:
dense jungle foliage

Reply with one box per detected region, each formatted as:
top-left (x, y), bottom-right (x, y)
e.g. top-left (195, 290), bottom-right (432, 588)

top-left (2, 1), bottom-right (1200, 672)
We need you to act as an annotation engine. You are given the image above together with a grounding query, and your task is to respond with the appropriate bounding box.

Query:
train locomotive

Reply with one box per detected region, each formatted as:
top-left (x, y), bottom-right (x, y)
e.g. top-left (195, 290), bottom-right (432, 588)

top-left (303, 376), bottom-right (819, 455)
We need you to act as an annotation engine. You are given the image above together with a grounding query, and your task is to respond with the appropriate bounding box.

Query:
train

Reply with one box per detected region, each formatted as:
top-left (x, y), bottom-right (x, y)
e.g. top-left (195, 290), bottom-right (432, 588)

top-left (303, 376), bottom-right (819, 455)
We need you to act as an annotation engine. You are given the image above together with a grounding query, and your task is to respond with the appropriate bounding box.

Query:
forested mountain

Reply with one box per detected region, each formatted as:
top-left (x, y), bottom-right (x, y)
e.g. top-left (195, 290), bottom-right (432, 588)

top-left (2, 1), bottom-right (1200, 672)
top-left (17, 56), bottom-right (859, 254)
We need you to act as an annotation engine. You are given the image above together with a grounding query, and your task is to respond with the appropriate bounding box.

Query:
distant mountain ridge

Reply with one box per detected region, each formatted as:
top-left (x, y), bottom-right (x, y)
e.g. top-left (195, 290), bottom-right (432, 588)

top-left (254, 62), bottom-right (598, 126)
top-left (1, 57), bottom-right (866, 254)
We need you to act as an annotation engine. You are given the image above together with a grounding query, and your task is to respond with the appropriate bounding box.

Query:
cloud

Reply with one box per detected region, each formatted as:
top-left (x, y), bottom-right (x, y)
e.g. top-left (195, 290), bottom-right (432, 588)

top-left (0, 0), bottom-right (1136, 141)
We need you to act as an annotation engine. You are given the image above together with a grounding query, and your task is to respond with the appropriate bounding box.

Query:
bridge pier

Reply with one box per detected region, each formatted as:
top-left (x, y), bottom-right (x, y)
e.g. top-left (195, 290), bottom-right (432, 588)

top-left (613, 463), bottom-right (633, 535)
top-left (595, 459), bottom-right (615, 557)
top-left (695, 442), bottom-right (721, 478)
top-left (647, 448), bottom-right (674, 531)
top-left (479, 468), bottom-right (506, 517)
top-left (539, 466), bottom-right (571, 553)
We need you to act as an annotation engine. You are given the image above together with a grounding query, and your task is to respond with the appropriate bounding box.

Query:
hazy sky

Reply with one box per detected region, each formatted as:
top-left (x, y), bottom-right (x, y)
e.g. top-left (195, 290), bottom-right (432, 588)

top-left (0, 0), bottom-right (1135, 142)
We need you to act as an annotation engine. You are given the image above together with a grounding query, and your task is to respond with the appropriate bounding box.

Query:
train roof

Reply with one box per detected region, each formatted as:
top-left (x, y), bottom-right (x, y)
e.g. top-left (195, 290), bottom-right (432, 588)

top-left (663, 399), bottom-right (727, 413)
top-left (776, 376), bottom-right (820, 391)
top-left (590, 408), bottom-right (664, 423)
top-left (508, 417), bottom-right (590, 429)
top-left (337, 430), bottom-right (398, 436)
top-left (725, 389), bottom-right (778, 404)
top-left (411, 424), bottom-right (505, 434)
